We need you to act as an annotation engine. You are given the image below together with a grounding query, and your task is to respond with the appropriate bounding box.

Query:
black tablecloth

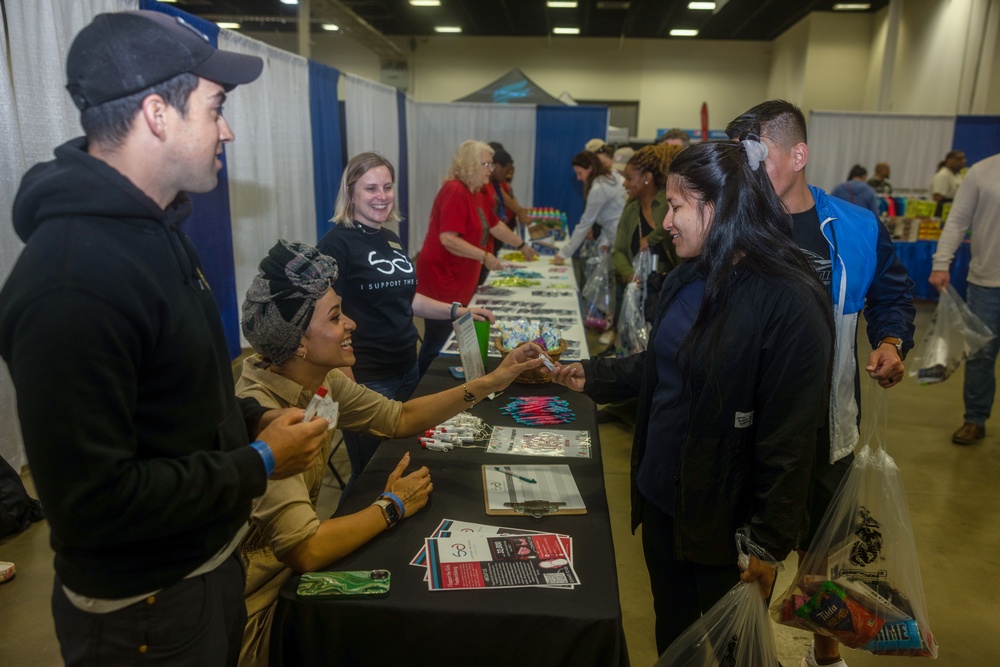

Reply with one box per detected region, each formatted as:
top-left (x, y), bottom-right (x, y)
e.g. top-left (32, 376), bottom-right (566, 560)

top-left (270, 357), bottom-right (630, 667)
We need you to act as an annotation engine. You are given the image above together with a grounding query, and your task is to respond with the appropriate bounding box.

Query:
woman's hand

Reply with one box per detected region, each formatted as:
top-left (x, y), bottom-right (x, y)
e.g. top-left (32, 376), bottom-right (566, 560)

top-left (521, 245), bottom-right (539, 261)
top-left (384, 452), bottom-right (432, 520)
top-left (739, 554), bottom-right (778, 598)
top-left (464, 307), bottom-right (496, 324)
top-left (484, 253), bottom-right (503, 272)
top-left (638, 235), bottom-right (650, 252)
top-left (550, 362), bottom-right (586, 392)
top-left (552, 255), bottom-right (566, 266)
top-left (490, 342), bottom-right (544, 387)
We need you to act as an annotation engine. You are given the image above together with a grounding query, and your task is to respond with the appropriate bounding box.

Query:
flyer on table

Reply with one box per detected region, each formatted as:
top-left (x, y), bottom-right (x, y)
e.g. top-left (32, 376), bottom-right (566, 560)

top-left (425, 533), bottom-right (579, 591)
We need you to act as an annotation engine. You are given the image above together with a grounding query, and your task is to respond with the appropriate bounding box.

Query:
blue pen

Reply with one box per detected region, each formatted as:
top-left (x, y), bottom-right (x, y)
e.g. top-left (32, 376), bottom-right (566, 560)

top-left (493, 466), bottom-right (537, 484)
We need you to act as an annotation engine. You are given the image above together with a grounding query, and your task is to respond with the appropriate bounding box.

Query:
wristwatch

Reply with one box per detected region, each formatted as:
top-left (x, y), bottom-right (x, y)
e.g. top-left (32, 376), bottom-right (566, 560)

top-left (880, 336), bottom-right (904, 357)
top-left (450, 301), bottom-right (462, 320)
top-left (373, 496), bottom-right (400, 529)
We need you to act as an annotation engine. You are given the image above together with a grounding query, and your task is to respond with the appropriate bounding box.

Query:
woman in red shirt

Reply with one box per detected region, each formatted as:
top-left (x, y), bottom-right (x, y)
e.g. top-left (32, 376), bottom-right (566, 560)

top-left (415, 140), bottom-right (536, 375)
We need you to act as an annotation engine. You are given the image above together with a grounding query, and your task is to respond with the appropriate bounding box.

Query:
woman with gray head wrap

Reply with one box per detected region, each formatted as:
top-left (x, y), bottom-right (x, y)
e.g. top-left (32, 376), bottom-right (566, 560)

top-left (242, 240), bottom-right (339, 366)
top-left (234, 240), bottom-right (546, 666)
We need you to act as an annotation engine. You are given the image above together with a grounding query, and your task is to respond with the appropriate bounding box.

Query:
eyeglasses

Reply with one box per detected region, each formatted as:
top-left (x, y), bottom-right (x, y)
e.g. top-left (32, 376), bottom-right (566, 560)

top-left (481, 161), bottom-right (495, 170)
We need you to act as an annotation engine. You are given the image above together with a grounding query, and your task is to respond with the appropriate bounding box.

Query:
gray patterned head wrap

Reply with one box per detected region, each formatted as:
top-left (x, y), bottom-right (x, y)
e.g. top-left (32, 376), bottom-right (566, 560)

top-left (241, 240), bottom-right (339, 365)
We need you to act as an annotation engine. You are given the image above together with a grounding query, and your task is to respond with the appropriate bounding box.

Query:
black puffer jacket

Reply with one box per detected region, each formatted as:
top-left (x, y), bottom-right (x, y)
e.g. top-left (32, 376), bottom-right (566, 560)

top-left (582, 261), bottom-right (832, 565)
top-left (0, 138), bottom-right (268, 598)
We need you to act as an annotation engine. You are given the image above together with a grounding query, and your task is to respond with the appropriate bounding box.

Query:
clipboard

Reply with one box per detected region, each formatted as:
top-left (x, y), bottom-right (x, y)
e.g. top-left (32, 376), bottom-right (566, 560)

top-left (481, 465), bottom-right (586, 517)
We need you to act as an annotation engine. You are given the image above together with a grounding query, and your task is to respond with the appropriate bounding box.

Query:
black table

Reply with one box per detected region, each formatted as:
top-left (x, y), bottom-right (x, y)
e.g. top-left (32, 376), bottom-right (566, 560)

top-left (270, 357), bottom-right (630, 666)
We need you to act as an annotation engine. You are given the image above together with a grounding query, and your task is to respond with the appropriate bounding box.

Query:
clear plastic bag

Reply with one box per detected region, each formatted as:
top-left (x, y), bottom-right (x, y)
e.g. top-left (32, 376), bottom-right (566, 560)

top-left (617, 281), bottom-right (647, 354)
top-left (654, 529), bottom-right (781, 667)
top-left (909, 284), bottom-right (994, 384)
top-left (770, 384), bottom-right (939, 657)
top-left (582, 252), bottom-right (612, 330)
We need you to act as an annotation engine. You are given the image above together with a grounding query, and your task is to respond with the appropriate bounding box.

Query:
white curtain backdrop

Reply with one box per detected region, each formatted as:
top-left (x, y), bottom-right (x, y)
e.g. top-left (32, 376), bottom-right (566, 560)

top-left (0, 0), bottom-right (135, 470)
top-left (343, 75), bottom-right (400, 231)
top-left (220, 30), bottom-right (316, 347)
top-left (807, 111), bottom-right (956, 195)
top-left (406, 102), bottom-right (536, 254)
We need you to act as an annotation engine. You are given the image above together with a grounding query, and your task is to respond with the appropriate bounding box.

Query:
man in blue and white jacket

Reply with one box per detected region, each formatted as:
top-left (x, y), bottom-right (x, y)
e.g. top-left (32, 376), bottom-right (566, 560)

top-left (728, 100), bottom-right (915, 667)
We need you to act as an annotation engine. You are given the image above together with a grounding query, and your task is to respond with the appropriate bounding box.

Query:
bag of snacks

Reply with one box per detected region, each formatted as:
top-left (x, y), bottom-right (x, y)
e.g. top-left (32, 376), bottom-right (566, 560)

top-left (770, 383), bottom-right (938, 657)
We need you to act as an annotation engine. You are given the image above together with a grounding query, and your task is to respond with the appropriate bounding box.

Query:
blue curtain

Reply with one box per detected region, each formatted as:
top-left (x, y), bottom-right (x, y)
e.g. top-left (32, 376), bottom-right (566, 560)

top-left (396, 90), bottom-right (410, 249)
top-left (533, 105), bottom-right (609, 233)
top-left (309, 61), bottom-right (343, 243)
top-left (953, 116), bottom-right (1000, 168)
top-left (143, 1), bottom-right (242, 358)
top-left (892, 240), bottom-right (971, 301)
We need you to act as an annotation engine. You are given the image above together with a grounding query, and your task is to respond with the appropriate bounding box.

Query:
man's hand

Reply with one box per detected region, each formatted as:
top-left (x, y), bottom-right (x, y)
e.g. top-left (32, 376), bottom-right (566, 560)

top-left (929, 269), bottom-right (950, 293)
top-left (866, 344), bottom-right (904, 388)
top-left (257, 409), bottom-right (328, 479)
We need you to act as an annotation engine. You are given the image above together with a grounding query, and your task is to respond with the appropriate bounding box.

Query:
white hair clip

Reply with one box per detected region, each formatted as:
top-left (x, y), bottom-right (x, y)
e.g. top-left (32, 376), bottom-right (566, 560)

top-left (741, 139), bottom-right (768, 171)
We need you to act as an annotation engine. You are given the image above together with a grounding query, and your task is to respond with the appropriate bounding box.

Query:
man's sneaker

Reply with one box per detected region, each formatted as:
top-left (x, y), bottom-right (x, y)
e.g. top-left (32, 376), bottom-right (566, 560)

top-left (801, 641), bottom-right (847, 667)
top-left (952, 422), bottom-right (986, 446)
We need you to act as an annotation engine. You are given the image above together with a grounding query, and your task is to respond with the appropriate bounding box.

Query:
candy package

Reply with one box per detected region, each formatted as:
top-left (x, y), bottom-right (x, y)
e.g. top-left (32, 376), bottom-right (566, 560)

top-left (770, 385), bottom-right (938, 657)
top-left (655, 529), bottom-right (781, 667)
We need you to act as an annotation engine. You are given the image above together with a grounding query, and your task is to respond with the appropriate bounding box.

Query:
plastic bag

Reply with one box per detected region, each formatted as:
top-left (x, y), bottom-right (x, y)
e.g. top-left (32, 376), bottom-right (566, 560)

top-left (909, 284), bottom-right (994, 384)
top-left (770, 384), bottom-right (938, 657)
top-left (582, 252), bottom-right (612, 330)
top-left (617, 282), bottom-right (647, 354)
top-left (655, 529), bottom-right (781, 667)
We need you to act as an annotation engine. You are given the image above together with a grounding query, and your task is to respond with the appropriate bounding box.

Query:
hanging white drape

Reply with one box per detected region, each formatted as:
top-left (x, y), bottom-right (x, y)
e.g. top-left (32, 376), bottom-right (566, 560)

top-left (406, 102), bottom-right (536, 254)
top-left (0, 0), bottom-right (135, 470)
top-left (343, 75), bottom-right (401, 231)
top-left (808, 111), bottom-right (956, 195)
top-left (219, 29), bottom-right (316, 347)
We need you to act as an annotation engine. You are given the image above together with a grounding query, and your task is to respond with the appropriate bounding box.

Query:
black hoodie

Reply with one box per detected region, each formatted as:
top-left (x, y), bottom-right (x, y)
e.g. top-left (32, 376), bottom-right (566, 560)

top-left (0, 138), bottom-right (267, 598)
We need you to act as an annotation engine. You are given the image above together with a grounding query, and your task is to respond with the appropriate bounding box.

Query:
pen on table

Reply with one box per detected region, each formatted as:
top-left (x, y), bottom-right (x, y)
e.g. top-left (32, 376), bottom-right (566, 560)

top-left (494, 466), bottom-right (537, 484)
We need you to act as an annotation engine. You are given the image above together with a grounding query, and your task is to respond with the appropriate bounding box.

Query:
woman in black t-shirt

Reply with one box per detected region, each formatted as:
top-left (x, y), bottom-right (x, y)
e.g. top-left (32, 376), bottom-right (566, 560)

top-left (318, 152), bottom-right (494, 487)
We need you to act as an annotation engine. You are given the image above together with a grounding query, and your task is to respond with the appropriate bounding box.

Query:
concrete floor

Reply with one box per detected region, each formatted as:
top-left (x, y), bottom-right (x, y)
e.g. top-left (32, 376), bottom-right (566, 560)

top-left (1, 300), bottom-right (997, 665)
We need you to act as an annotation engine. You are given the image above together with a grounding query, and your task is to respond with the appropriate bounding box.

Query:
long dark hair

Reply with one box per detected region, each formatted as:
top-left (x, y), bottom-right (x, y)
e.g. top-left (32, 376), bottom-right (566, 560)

top-left (572, 150), bottom-right (611, 198)
top-left (670, 141), bottom-right (832, 363)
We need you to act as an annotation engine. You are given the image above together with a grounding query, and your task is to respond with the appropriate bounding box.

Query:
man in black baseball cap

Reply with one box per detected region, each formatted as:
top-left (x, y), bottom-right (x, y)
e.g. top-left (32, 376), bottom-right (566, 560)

top-left (0, 10), bottom-right (328, 665)
top-left (66, 10), bottom-right (263, 111)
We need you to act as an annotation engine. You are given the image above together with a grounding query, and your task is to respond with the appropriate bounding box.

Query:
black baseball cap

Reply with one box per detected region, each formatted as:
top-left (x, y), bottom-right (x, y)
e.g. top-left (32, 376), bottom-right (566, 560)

top-left (66, 10), bottom-right (263, 111)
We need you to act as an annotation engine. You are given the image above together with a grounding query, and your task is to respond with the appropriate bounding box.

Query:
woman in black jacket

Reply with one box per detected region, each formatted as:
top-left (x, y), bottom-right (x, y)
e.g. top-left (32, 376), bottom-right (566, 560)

top-left (551, 139), bottom-right (835, 653)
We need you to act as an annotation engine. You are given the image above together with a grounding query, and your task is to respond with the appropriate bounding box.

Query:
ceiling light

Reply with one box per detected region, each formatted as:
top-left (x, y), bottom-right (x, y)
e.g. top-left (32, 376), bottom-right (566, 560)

top-left (158, 0), bottom-right (177, 3)
top-left (216, 22), bottom-right (241, 30)
top-left (410, 0), bottom-right (442, 6)
top-left (670, 28), bottom-right (698, 37)
top-left (547, 1), bottom-right (579, 7)
top-left (833, 3), bottom-right (871, 9)
top-left (688, 2), bottom-right (716, 9)
top-left (280, 0), bottom-right (298, 5)
top-left (553, 27), bottom-right (581, 34)
top-left (596, 1), bottom-right (630, 8)
top-left (322, 23), bottom-right (339, 31)
top-left (434, 26), bottom-right (462, 33)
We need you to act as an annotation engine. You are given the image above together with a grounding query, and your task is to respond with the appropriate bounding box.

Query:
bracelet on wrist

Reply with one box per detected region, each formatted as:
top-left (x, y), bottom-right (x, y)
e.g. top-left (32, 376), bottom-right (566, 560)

top-left (249, 440), bottom-right (275, 478)
top-left (450, 301), bottom-right (461, 321)
top-left (380, 492), bottom-right (405, 519)
top-left (515, 240), bottom-right (526, 250)
top-left (481, 250), bottom-right (488, 264)
top-left (462, 383), bottom-right (477, 404)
